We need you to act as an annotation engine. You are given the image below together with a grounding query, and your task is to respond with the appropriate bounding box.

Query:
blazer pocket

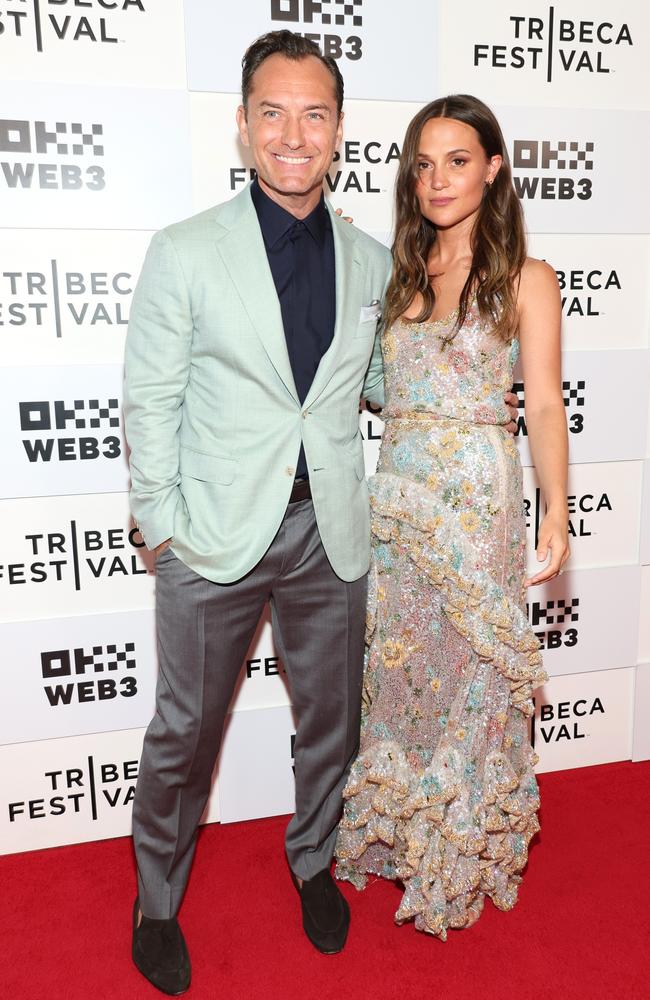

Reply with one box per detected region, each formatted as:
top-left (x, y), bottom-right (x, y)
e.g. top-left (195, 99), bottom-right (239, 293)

top-left (179, 446), bottom-right (237, 484)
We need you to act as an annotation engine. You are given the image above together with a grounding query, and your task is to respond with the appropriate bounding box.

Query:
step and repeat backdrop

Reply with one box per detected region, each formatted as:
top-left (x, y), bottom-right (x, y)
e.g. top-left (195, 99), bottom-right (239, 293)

top-left (1, 0), bottom-right (649, 854)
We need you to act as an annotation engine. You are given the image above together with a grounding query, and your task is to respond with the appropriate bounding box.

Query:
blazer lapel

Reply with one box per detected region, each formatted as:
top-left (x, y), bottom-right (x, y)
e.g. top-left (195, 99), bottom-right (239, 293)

top-left (215, 187), bottom-right (299, 405)
top-left (303, 205), bottom-right (363, 409)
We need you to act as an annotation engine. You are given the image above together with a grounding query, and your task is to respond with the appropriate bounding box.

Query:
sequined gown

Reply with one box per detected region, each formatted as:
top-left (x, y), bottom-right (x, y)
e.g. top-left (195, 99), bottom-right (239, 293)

top-left (334, 303), bottom-right (547, 938)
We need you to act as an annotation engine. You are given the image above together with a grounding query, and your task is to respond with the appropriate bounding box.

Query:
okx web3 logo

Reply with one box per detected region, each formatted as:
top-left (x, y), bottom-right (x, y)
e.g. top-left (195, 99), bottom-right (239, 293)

top-left (271, 0), bottom-right (363, 61)
top-left (527, 596), bottom-right (579, 651)
top-left (41, 640), bottom-right (138, 707)
top-left (18, 396), bottom-right (121, 464)
top-left (0, 117), bottom-right (105, 191)
top-left (511, 137), bottom-right (594, 202)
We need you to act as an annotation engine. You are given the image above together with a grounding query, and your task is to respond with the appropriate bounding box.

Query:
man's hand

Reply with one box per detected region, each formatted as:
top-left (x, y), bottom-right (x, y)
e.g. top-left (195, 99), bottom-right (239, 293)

top-left (504, 389), bottom-right (520, 437)
top-left (155, 538), bottom-right (172, 558)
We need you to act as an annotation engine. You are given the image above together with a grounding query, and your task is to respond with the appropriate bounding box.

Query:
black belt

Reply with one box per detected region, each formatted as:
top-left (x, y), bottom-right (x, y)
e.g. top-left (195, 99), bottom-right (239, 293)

top-left (288, 477), bottom-right (312, 503)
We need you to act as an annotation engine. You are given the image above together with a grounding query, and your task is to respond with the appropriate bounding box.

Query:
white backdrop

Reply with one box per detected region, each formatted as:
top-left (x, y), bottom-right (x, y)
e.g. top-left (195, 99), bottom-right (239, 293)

top-left (1, 0), bottom-right (649, 855)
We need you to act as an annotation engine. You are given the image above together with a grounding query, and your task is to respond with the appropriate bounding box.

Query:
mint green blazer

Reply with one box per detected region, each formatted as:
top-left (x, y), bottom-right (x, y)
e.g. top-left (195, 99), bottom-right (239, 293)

top-left (123, 184), bottom-right (391, 583)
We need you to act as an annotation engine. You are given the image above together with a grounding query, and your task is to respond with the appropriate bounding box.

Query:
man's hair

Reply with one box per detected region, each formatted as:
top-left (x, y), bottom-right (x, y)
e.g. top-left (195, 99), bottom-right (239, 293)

top-left (241, 30), bottom-right (344, 115)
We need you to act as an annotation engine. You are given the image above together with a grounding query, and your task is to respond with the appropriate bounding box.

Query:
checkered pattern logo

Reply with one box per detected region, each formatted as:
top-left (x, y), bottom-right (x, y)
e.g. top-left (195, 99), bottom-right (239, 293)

top-left (513, 140), bottom-right (594, 171)
top-left (541, 141), bottom-right (593, 170)
top-left (528, 598), bottom-right (580, 628)
top-left (0, 119), bottom-right (104, 156)
top-left (41, 642), bottom-right (136, 678)
top-left (562, 381), bottom-right (585, 408)
top-left (37, 122), bottom-right (104, 157)
top-left (271, 0), bottom-right (362, 26)
top-left (19, 398), bottom-right (120, 431)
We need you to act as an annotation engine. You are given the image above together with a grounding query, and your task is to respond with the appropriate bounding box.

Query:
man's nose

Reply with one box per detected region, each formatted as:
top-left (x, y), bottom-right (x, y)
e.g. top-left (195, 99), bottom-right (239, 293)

top-left (282, 116), bottom-right (305, 149)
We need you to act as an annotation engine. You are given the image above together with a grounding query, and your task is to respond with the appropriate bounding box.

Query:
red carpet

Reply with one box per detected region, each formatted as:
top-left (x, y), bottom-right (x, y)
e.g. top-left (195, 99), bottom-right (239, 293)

top-left (2, 760), bottom-right (648, 1000)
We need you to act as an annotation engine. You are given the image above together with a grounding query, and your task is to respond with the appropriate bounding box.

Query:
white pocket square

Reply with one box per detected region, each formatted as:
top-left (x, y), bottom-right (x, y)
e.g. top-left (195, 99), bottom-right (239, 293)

top-left (359, 301), bottom-right (381, 323)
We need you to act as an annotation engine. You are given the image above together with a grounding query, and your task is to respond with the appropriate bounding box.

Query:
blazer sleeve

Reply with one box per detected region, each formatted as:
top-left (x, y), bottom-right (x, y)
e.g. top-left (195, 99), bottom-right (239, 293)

top-left (361, 326), bottom-right (385, 408)
top-left (123, 229), bottom-right (193, 550)
top-left (361, 256), bottom-right (392, 407)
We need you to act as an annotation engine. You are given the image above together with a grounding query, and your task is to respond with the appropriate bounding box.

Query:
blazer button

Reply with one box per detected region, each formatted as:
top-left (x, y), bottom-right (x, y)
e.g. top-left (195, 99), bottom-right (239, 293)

top-left (285, 466), bottom-right (295, 477)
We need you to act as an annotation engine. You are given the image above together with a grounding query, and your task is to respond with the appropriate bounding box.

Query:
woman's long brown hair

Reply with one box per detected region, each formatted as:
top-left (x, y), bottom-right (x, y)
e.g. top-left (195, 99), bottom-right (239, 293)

top-left (383, 95), bottom-right (527, 343)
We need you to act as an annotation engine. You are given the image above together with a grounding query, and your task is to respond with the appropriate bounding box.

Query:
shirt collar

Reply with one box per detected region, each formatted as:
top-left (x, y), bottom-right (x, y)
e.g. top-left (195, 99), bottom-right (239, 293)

top-left (251, 178), bottom-right (330, 249)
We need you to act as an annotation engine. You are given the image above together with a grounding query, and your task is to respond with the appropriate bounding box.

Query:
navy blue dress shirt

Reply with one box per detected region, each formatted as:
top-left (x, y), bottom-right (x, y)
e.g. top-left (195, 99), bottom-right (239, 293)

top-left (251, 179), bottom-right (336, 479)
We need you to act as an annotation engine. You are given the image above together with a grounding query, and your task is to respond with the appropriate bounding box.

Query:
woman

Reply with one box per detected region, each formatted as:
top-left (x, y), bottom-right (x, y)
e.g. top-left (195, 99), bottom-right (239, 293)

top-left (335, 95), bottom-right (569, 938)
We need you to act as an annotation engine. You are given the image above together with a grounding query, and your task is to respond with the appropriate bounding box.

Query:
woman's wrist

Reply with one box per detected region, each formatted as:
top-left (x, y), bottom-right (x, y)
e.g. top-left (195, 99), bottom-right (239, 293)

top-left (543, 499), bottom-right (569, 519)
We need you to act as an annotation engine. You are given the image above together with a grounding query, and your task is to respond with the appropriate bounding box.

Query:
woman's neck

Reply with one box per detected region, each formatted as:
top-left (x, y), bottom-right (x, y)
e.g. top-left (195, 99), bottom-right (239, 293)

top-left (429, 213), bottom-right (475, 270)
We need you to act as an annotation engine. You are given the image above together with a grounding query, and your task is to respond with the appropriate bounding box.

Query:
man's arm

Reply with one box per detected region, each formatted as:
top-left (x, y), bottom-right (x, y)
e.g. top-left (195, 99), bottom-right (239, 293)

top-left (361, 259), bottom-right (391, 407)
top-left (361, 324), bottom-right (385, 408)
top-left (123, 229), bottom-right (193, 550)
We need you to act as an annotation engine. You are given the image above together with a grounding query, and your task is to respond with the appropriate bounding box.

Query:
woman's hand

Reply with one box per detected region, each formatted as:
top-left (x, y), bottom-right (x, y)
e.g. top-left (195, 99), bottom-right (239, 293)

top-left (503, 389), bottom-right (519, 436)
top-left (335, 208), bottom-right (353, 224)
top-left (525, 511), bottom-right (570, 587)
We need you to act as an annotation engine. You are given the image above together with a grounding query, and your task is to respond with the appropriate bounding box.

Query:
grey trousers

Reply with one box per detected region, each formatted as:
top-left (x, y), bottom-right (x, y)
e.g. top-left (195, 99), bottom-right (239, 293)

top-left (132, 499), bottom-right (367, 918)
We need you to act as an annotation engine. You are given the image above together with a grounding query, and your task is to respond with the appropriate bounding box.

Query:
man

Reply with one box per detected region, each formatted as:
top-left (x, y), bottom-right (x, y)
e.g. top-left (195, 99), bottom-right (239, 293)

top-left (124, 30), bottom-right (390, 995)
top-left (125, 29), bottom-right (518, 995)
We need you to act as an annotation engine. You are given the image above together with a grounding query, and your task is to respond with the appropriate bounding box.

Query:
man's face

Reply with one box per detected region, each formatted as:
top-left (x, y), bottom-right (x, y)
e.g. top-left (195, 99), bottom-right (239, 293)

top-left (237, 53), bottom-right (343, 216)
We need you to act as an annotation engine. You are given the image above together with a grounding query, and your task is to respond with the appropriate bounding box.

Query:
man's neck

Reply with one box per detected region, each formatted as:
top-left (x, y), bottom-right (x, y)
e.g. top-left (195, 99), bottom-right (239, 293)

top-left (256, 177), bottom-right (324, 220)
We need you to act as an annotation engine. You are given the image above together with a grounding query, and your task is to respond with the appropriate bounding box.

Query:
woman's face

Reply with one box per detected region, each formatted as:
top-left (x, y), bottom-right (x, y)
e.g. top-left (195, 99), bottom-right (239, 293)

top-left (414, 116), bottom-right (501, 231)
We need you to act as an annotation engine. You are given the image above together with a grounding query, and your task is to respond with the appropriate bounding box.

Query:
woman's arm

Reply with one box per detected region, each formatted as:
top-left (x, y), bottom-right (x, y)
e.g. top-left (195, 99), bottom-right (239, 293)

top-left (518, 258), bottom-right (570, 586)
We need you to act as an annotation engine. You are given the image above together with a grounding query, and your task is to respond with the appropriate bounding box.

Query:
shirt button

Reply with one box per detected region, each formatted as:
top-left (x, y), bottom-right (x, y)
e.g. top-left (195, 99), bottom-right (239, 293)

top-left (285, 466), bottom-right (295, 477)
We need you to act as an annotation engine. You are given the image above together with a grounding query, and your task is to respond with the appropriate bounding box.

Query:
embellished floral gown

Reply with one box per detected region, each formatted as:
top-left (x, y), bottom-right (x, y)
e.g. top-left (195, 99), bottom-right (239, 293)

top-left (334, 303), bottom-right (547, 939)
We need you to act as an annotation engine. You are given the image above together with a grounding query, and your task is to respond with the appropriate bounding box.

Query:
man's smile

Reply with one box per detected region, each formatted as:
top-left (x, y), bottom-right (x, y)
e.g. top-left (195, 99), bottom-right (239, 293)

top-left (274, 153), bottom-right (312, 164)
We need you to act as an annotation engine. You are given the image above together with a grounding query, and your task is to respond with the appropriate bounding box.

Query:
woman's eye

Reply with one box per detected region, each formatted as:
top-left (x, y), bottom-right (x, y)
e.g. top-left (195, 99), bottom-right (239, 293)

top-left (452, 158), bottom-right (467, 167)
top-left (417, 162), bottom-right (431, 171)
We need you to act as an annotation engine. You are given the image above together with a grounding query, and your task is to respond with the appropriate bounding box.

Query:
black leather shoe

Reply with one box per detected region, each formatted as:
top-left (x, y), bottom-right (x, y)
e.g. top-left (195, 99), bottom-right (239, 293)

top-left (132, 898), bottom-right (191, 996)
top-left (291, 868), bottom-right (350, 954)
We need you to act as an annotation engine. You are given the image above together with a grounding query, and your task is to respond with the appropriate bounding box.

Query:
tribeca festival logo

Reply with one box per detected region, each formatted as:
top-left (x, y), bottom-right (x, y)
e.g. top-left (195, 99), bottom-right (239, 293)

top-left (556, 265), bottom-right (621, 318)
top-left (511, 136), bottom-right (594, 201)
top-left (513, 379), bottom-right (585, 437)
top-left (41, 640), bottom-right (137, 706)
top-left (0, 264), bottom-right (132, 335)
top-left (270, 0), bottom-right (363, 61)
top-left (526, 596), bottom-right (579, 651)
top-left (531, 692), bottom-right (604, 747)
top-left (0, 1), bottom-right (145, 51)
top-left (230, 138), bottom-right (400, 193)
top-left (473, 9), bottom-right (633, 80)
top-left (18, 396), bottom-right (121, 463)
top-left (0, 117), bottom-right (105, 191)
top-left (524, 483), bottom-right (612, 547)
top-left (7, 754), bottom-right (139, 823)
top-left (0, 521), bottom-right (148, 588)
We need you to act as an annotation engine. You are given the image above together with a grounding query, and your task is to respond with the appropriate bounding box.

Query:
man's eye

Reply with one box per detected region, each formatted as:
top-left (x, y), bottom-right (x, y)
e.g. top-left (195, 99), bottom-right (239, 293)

top-left (264, 110), bottom-right (279, 119)
top-left (307, 112), bottom-right (325, 120)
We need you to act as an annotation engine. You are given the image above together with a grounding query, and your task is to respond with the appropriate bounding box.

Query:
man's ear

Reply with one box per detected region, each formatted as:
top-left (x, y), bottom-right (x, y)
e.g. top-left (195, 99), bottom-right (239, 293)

top-left (335, 110), bottom-right (344, 150)
top-left (236, 105), bottom-right (250, 147)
